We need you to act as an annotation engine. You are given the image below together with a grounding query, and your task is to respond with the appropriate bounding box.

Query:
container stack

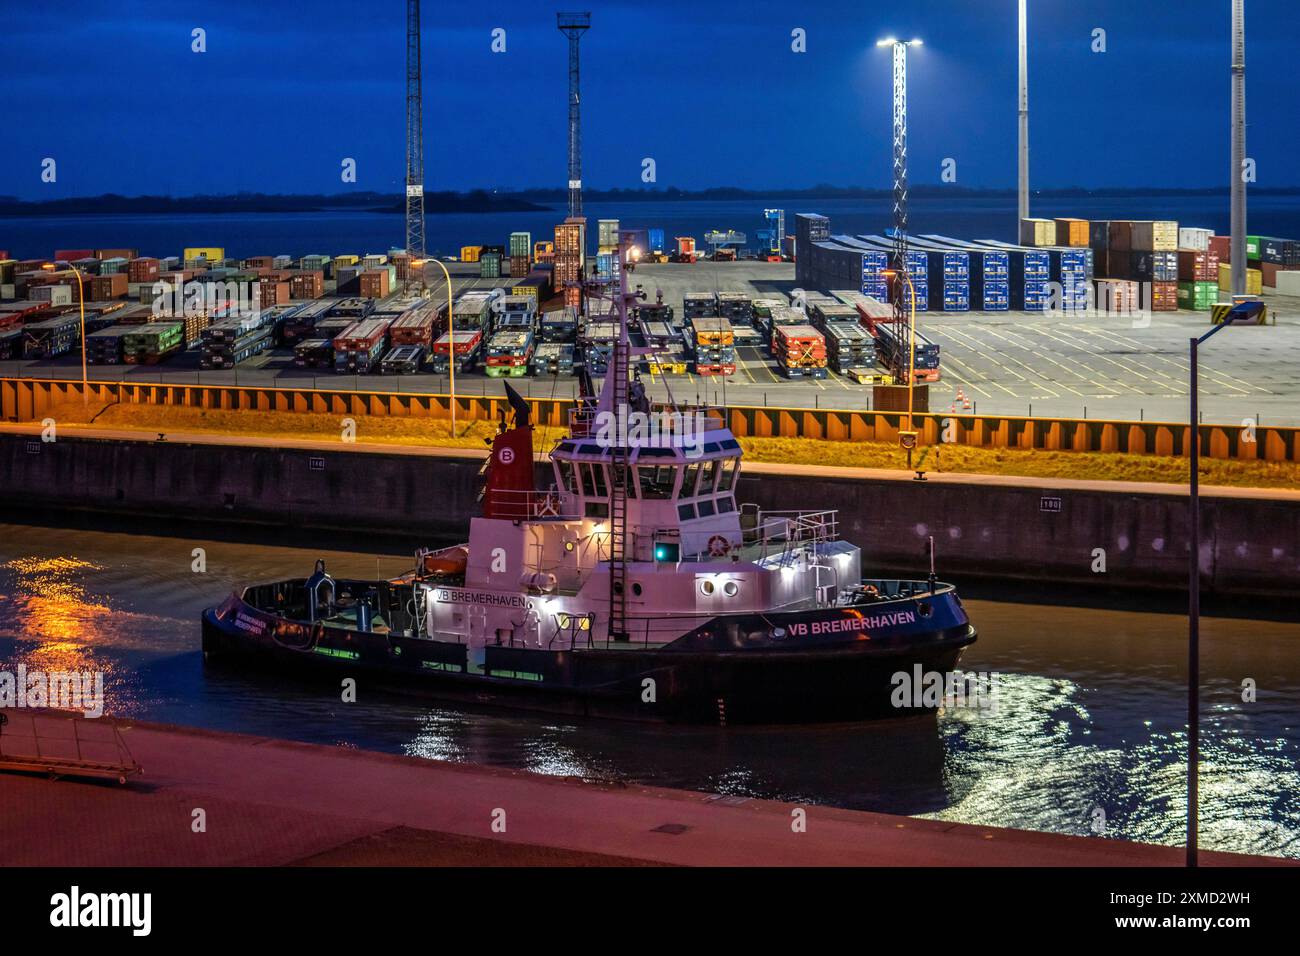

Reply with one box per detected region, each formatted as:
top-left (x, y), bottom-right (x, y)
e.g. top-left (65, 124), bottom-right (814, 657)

top-left (773, 324), bottom-right (827, 379)
top-left (127, 258), bottom-right (161, 283)
top-left (716, 292), bottom-right (753, 325)
top-left (596, 220), bottom-right (620, 254)
top-left (554, 219), bottom-right (586, 309)
top-left (86, 327), bottom-right (132, 365)
top-left (122, 322), bottom-right (184, 364)
top-left (199, 313), bottom-right (273, 369)
top-left (480, 250), bottom-right (502, 279)
top-left (509, 231), bottom-right (531, 278)
top-left (1176, 247), bottom-right (1221, 311)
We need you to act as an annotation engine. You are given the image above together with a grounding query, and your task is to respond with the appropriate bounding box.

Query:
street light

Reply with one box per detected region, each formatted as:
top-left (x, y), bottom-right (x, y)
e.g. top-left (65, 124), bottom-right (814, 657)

top-left (1185, 299), bottom-right (1261, 868)
top-left (411, 257), bottom-right (457, 436)
top-left (42, 261), bottom-right (88, 409)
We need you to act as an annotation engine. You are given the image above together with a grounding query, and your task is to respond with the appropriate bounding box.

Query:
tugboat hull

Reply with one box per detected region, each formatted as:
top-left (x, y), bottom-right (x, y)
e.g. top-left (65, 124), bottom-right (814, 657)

top-left (201, 587), bottom-right (976, 725)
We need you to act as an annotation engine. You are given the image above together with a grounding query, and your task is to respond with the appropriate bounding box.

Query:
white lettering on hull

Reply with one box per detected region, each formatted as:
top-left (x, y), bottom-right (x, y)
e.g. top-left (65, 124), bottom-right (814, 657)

top-left (786, 610), bottom-right (917, 637)
top-left (434, 588), bottom-right (529, 610)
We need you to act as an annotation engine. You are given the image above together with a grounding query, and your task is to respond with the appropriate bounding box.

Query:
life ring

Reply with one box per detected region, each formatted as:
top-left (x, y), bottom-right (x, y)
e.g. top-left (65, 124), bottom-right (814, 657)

top-left (707, 534), bottom-right (731, 557)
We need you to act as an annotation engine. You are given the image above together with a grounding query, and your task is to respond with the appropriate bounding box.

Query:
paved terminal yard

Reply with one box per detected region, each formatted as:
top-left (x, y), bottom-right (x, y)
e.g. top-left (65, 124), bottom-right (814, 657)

top-left (4, 262), bottom-right (1298, 427)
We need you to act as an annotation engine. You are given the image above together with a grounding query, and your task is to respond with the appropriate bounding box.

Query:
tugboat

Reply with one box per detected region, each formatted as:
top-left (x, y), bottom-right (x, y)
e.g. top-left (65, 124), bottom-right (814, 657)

top-left (202, 233), bottom-right (976, 724)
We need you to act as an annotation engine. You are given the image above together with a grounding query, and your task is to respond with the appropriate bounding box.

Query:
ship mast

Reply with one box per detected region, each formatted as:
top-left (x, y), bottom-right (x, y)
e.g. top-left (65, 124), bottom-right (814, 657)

top-left (605, 234), bottom-right (636, 643)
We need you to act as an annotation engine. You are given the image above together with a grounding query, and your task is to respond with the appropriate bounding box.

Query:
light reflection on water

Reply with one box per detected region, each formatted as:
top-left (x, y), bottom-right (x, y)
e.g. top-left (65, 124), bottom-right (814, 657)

top-left (1, 521), bottom-right (1298, 859)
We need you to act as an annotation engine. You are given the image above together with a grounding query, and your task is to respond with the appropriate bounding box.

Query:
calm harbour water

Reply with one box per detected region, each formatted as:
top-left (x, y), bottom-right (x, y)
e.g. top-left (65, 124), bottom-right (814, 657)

top-left (1, 518), bottom-right (1297, 859)
top-left (4, 194), bottom-right (1300, 260)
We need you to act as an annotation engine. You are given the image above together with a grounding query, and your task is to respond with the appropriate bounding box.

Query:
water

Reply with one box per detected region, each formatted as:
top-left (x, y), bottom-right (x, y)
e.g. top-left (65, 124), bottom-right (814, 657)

top-left (4, 194), bottom-right (1300, 261)
top-left (1, 517), bottom-right (1298, 859)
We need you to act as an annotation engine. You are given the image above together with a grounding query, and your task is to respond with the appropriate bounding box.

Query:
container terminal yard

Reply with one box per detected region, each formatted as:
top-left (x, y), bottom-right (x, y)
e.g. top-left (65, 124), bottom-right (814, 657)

top-left (3, 234), bottom-right (1299, 427)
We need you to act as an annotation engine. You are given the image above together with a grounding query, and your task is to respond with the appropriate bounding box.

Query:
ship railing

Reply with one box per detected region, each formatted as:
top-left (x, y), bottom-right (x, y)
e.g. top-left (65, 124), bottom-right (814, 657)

top-left (750, 509), bottom-right (839, 563)
top-left (486, 489), bottom-right (579, 521)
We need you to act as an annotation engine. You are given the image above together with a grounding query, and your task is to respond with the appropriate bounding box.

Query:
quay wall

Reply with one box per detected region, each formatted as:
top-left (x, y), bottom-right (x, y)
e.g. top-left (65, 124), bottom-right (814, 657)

top-left (2, 433), bottom-right (1296, 598)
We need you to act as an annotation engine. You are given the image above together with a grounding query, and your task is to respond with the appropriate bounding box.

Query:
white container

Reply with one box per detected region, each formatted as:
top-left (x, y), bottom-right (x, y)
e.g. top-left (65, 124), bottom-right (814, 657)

top-left (33, 284), bottom-right (73, 306)
top-left (1179, 227), bottom-right (1213, 251)
top-left (1274, 270), bottom-right (1300, 296)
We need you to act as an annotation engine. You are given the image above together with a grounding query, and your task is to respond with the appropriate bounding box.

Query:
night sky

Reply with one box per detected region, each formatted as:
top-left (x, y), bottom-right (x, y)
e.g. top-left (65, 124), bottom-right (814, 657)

top-left (2, 1), bottom-right (1297, 199)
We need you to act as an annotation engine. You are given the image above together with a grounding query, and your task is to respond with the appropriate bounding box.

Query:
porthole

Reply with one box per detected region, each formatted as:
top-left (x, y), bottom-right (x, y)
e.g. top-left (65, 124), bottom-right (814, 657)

top-left (722, 581), bottom-right (738, 597)
top-left (632, 583), bottom-right (643, 596)
top-left (700, 579), bottom-right (715, 596)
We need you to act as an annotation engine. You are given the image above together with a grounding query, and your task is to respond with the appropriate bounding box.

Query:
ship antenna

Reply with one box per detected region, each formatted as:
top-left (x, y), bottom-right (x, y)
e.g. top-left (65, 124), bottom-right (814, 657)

top-left (928, 535), bottom-right (937, 595)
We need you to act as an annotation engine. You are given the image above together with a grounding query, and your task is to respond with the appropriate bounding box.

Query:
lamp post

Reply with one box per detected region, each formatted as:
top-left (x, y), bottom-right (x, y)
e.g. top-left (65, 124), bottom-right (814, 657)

top-left (43, 261), bottom-right (87, 409)
top-left (412, 257), bottom-right (457, 436)
top-left (1186, 304), bottom-right (1256, 867)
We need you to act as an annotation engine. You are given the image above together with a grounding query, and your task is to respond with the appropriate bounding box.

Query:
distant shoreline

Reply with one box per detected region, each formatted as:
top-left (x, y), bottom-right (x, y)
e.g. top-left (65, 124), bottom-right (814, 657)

top-left (2, 185), bottom-right (1297, 218)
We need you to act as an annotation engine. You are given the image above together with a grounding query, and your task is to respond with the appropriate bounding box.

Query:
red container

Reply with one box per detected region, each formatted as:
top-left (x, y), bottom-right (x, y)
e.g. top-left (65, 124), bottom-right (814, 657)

top-left (1107, 221), bottom-right (1133, 252)
top-left (55, 249), bottom-right (94, 263)
top-left (259, 282), bottom-right (290, 308)
top-left (243, 256), bottom-right (275, 270)
top-left (289, 270), bottom-right (324, 299)
top-left (1208, 235), bottom-right (1231, 264)
top-left (358, 270), bottom-right (390, 298)
top-left (88, 273), bottom-right (128, 300)
top-left (1150, 280), bottom-right (1179, 312)
top-left (128, 257), bottom-right (161, 282)
top-left (94, 248), bottom-right (138, 260)
top-left (1177, 249), bottom-right (1219, 283)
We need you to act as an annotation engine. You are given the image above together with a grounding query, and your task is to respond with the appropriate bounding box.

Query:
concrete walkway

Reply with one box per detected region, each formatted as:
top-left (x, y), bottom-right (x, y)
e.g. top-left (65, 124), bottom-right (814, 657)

top-left (0, 716), bottom-right (1288, 867)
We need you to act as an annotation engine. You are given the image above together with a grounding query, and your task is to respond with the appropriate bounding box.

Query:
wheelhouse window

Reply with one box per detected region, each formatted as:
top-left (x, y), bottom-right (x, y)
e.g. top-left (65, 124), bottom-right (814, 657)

top-left (556, 460), bottom-right (578, 495)
top-left (580, 462), bottom-right (608, 498)
top-left (718, 457), bottom-right (739, 491)
top-left (681, 460), bottom-right (704, 498)
top-left (637, 465), bottom-right (678, 499)
top-left (700, 458), bottom-right (721, 494)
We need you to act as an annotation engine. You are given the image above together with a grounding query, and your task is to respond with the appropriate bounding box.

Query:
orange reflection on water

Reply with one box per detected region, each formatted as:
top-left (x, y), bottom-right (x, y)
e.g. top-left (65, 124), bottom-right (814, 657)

top-left (2, 557), bottom-right (113, 670)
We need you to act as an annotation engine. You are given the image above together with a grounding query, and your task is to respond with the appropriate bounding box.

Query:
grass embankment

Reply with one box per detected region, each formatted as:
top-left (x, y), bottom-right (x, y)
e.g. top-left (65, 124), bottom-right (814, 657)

top-left (35, 400), bottom-right (1300, 490)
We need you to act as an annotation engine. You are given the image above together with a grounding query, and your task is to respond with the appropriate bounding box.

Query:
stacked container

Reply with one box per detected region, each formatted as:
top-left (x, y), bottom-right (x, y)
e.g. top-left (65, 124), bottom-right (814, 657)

top-left (1054, 218), bottom-right (1090, 247)
top-left (773, 324), bottom-right (827, 379)
top-left (1019, 218), bottom-right (1055, 246)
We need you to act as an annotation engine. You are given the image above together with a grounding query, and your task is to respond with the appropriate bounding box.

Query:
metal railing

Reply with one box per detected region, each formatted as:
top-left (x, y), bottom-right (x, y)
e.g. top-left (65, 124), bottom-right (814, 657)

top-left (0, 711), bottom-right (142, 784)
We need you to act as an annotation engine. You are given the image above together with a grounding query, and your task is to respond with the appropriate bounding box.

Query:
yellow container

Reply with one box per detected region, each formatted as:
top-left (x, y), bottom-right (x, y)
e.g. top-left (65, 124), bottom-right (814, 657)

top-left (333, 255), bottom-right (359, 267)
top-left (182, 247), bottom-right (224, 263)
top-left (1218, 262), bottom-right (1262, 295)
top-left (460, 245), bottom-right (482, 263)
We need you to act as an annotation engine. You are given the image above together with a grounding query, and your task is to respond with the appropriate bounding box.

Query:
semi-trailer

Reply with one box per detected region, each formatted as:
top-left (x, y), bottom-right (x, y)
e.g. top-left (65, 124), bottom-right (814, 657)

top-left (484, 328), bottom-right (535, 377)
top-left (429, 328), bottom-right (483, 374)
top-left (530, 342), bottom-right (576, 376)
top-left (379, 344), bottom-right (426, 375)
top-left (332, 317), bottom-right (392, 373)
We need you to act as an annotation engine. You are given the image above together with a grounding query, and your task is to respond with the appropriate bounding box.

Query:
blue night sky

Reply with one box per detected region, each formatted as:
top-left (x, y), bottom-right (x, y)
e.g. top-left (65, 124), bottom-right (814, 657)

top-left (2, 0), bottom-right (1297, 199)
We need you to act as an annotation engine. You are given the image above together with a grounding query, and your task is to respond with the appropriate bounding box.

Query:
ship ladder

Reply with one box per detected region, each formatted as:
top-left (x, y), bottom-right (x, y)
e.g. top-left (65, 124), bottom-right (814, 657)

top-left (608, 338), bottom-right (630, 643)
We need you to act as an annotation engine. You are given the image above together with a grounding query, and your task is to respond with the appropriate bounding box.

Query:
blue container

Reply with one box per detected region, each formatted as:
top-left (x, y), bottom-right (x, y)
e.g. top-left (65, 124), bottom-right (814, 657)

top-left (648, 228), bottom-right (665, 255)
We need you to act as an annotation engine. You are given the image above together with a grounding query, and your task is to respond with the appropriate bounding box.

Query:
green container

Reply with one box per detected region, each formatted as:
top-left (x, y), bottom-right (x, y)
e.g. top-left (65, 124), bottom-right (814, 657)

top-left (1177, 280), bottom-right (1219, 311)
top-left (480, 252), bottom-right (502, 279)
top-left (1245, 235), bottom-right (1262, 260)
top-left (509, 232), bottom-right (532, 258)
